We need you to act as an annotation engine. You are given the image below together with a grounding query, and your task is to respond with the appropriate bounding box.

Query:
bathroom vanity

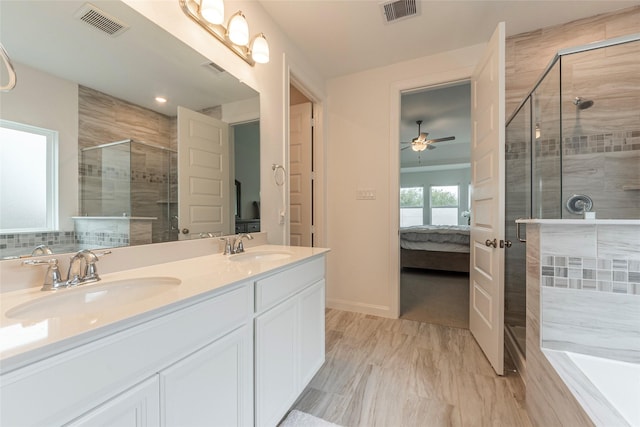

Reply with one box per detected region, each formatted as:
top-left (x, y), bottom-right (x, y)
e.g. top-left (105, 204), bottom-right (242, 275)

top-left (0, 244), bottom-right (328, 427)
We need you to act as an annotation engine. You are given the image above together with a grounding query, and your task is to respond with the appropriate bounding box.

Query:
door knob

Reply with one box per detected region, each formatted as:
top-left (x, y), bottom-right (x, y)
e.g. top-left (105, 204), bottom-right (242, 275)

top-left (500, 239), bottom-right (512, 248)
top-left (181, 228), bottom-right (190, 234)
top-left (485, 238), bottom-right (497, 248)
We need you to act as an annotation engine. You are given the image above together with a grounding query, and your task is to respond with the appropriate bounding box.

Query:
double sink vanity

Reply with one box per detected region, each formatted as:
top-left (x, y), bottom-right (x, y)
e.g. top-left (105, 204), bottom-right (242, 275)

top-left (0, 239), bottom-right (329, 427)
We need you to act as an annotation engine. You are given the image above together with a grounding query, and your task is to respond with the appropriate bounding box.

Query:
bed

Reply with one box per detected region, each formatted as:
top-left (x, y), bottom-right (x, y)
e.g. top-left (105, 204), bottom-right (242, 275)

top-left (400, 225), bottom-right (470, 273)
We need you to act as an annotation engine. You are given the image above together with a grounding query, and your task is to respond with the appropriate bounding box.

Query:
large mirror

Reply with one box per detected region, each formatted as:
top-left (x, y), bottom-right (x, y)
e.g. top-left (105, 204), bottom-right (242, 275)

top-left (0, 0), bottom-right (260, 259)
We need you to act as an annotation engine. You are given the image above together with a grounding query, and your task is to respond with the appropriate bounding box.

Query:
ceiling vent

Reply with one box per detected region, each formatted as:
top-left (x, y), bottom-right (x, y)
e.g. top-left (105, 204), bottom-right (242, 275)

top-left (74, 3), bottom-right (129, 37)
top-left (380, 0), bottom-right (419, 23)
top-left (205, 62), bottom-right (227, 75)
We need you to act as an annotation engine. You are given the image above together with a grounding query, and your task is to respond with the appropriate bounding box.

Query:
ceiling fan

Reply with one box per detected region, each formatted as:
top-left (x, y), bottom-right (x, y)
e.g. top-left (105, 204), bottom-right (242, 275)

top-left (401, 120), bottom-right (455, 152)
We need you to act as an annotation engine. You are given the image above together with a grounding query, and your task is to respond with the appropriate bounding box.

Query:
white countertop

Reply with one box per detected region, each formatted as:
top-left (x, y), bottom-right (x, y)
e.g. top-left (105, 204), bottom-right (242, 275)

top-left (0, 245), bottom-right (329, 373)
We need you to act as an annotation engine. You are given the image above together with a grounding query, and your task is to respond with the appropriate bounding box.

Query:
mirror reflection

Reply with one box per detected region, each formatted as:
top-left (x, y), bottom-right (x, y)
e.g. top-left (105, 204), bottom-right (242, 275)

top-left (0, 0), bottom-right (260, 259)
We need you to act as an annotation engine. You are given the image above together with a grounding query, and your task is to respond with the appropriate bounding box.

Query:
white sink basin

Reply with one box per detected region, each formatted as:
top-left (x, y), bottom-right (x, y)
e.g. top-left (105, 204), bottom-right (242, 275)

top-left (229, 250), bottom-right (292, 262)
top-left (5, 277), bottom-right (181, 320)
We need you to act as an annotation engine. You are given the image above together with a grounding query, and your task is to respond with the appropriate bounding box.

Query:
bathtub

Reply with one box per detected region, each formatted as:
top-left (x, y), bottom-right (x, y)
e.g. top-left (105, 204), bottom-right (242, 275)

top-left (566, 352), bottom-right (640, 427)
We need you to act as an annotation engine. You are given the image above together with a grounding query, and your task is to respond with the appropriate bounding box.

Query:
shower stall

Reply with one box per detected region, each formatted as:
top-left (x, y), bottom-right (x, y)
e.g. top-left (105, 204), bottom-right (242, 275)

top-left (80, 139), bottom-right (178, 245)
top-left (504, 34), bottom-right (640, 364)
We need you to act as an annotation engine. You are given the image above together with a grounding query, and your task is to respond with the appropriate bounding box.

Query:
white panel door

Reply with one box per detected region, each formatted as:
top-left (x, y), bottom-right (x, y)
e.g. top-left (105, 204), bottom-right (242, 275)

top-left (177, 106), bottom-right (230, 239)
top-left (469, 22), bottom-right (506, 376)
top-left (289, 102), bottom-right (313, 246)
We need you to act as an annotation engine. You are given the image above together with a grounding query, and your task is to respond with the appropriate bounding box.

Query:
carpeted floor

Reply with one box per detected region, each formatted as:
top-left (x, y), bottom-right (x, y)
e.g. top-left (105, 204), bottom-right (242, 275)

top-left (400, 268), bottom-right (470, 329)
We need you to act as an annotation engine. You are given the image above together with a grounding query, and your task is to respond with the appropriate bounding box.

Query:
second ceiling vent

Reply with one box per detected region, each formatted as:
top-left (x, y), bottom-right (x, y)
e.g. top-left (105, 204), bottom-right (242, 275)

top-left (380, 0), bottom-right (419, 23)
top-left (74, 3), bottom-right (130, 37)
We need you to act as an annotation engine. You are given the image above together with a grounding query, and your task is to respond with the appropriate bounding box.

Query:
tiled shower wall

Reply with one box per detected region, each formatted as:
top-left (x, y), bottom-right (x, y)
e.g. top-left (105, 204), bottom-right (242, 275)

top-left (539, 223), bottom-right (640, 363)
top-left (505, 5), bottom-right (640, 119)
top-left (78, 86), bottom-right (178, 244)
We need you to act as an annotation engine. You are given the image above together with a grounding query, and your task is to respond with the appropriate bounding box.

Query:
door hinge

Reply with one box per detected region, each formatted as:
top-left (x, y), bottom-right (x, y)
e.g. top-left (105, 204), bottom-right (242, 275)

top-left (311, 118), bottom-right (315, 127)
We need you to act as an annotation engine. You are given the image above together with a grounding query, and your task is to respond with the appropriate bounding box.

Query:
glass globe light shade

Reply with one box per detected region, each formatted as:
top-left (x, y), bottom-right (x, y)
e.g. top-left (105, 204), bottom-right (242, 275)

top-left (200, 0), bottom-right (224, 25)
top-left (228, 12), bottom-right (249, 46)
top-left (251, 33), bottom-right (270, 64)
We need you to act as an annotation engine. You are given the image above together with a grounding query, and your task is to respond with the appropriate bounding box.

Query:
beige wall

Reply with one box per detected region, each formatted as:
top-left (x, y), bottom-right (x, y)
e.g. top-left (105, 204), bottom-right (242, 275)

top-left (0, 62), bottom-right (79, 232)
top-left (127, 2), bottom-right (640, 317)
top-left (325, 45), bottom-right (484, 316)
top-left (123, 0), bottom-right (326, 246)
top-left (326, 7), bottom-right (640, 317)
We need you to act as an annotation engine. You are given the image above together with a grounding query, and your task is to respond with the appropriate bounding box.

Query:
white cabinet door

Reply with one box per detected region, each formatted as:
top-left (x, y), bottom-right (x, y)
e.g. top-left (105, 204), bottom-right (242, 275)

top-left (255, 297), bottom-right (299, 427)
top-left (160, 325), bottom-right (253, 427)
top-left (66, 376), bottom-right (160, 427)
top-left (299, 280), bottom-right (325, 386)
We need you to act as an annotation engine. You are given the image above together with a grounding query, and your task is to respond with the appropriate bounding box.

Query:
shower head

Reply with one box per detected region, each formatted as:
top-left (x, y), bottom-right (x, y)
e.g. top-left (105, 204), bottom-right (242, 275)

top-left (573, 97), bottom-right (594, 110)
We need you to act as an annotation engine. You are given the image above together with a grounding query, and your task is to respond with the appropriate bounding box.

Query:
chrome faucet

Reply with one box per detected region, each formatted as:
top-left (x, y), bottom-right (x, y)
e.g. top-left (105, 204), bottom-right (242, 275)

top-left (23, 258), bottom-right (66, 291)
top-left (233, 233), bottom-right (253, 254)
top-left (31, 244), bottom-right (53, 256)
top-left (67, 249), bottom-right (100, 286)
top-left (23, 249), bottom-right (111, 291)
top-left (219, 233), bottom-right (254, 255)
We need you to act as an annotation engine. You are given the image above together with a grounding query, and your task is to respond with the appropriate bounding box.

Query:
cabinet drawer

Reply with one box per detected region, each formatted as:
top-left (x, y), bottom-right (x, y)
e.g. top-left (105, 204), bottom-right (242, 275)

top-left (0, 283), bottom-right (251, 426)
top-left (247, 222), bottom-right (260, 232)
top-left (255, 257), bottom-right (324, 313)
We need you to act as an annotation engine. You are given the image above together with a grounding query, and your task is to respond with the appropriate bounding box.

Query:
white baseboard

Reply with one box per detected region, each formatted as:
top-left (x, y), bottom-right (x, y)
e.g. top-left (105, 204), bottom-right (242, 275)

top-left (326, 298), bottom-right (396, 319)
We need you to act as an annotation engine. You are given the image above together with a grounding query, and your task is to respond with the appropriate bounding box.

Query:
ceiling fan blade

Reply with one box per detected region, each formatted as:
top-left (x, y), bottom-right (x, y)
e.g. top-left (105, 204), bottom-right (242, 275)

top-left (401, 145), bottom-right (412, 151)
top-left (428, 136), bottom-right (455, 143)
top-left (426, 144), bottom-right (437, 150)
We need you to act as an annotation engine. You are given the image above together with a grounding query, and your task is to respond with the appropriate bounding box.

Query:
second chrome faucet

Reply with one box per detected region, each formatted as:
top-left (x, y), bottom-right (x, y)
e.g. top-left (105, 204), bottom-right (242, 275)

top-left (220, 234), bottom-right (254, 255)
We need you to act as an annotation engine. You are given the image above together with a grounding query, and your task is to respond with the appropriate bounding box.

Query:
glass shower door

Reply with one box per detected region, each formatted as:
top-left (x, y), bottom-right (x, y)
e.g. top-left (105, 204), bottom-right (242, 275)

top-left (504, 97), bottom-right (532, 355)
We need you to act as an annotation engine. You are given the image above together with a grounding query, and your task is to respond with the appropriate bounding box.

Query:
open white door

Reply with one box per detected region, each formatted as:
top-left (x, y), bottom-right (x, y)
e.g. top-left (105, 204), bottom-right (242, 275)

top-left (177, 106), bottom-right (230, 239)
top-left (469, 22), bottom-right (506, 376)
top-left (289, 102), bottom-right (313, 246)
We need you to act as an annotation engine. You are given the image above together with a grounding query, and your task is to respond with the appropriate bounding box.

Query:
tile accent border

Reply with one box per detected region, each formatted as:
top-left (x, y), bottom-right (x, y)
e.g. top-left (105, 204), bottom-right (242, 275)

top-left (0, 232), bottom-right (78, 259)
top-left (541, 254), bottom-right (640, 295)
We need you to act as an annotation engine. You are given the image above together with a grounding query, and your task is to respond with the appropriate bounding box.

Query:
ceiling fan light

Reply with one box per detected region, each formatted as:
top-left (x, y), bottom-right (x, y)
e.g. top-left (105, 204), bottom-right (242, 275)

top-left (411, 142), bottom-right (427, 152)
top-left (227, 11), bottom-right (249, 46)
top-left (251, 33), bottom-right (269, 64)
top-left (200, 0), bottom-right (224, 25)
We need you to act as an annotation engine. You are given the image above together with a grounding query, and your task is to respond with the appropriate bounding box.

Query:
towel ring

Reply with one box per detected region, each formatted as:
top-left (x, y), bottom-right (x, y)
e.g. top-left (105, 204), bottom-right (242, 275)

top-left (0, 43), bottom-right (17, 92)
top-left (272, 164), bottom-right (286, 186)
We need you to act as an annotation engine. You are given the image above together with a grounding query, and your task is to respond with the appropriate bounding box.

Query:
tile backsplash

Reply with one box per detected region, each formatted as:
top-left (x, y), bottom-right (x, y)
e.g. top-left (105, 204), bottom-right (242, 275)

top-left (0, 232), bottom-right (78, 259)
top-left (541, 254), bottom-right (640, 295)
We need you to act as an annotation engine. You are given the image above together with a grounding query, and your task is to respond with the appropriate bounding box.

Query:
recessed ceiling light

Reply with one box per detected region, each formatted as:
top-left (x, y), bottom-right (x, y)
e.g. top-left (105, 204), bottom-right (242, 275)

top-left (155, 96), bottom-right (167, 103)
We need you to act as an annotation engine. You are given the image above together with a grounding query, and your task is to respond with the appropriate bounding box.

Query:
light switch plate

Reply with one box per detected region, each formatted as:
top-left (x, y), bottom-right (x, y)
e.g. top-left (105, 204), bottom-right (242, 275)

top-left (356, 189), bottom-right (376, 200)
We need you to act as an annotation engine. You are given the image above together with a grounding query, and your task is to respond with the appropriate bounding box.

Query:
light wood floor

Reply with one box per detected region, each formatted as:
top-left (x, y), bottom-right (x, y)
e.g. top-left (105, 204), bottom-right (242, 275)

top-left (291, 309), bottom-right (533, 427)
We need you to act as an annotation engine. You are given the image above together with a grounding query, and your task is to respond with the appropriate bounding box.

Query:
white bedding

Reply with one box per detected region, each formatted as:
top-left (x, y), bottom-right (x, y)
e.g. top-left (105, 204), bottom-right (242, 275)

top-left (400, 225), bottom-right (470, 252)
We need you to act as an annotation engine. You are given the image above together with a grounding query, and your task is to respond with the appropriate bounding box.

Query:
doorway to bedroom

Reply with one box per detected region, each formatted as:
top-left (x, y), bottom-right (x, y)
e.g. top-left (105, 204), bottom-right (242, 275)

top-left (399, 81), bottom-right (472, 329)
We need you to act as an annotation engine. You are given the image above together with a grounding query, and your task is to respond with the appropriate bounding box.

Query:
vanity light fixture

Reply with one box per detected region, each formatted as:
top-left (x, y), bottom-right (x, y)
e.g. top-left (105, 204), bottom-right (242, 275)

top-left (179, 0), bottom-right (270, 66)
top-left (200, 0), bottom-right (224, 25)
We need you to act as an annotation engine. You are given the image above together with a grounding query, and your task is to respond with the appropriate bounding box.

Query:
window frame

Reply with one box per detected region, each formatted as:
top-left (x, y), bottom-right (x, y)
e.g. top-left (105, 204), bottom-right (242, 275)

top-left (429, 184), bottom-right (460, 226)
top-left (399, 186), bottom-right (424, 227)
top-left (0, 119), bottom-right (59, 233)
